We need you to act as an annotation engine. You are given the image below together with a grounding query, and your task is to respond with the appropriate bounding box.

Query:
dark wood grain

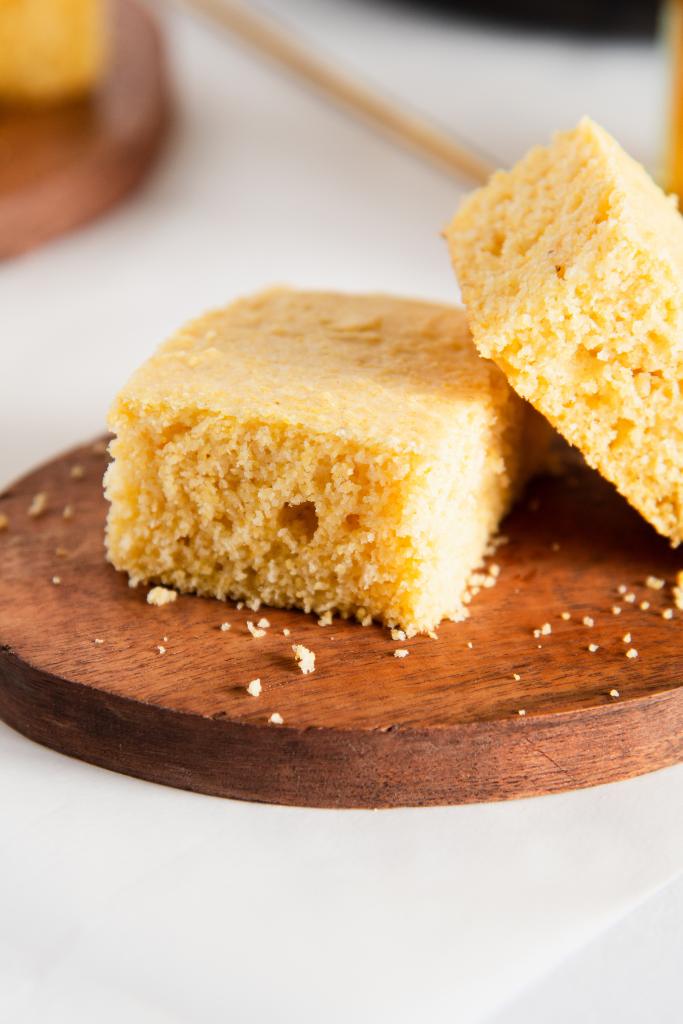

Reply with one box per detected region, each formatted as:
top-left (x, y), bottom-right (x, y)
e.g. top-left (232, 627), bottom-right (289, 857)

top-left (0, 439), bottom-right (682, 807)
top-left (0, 0), bottom-right (168, 261)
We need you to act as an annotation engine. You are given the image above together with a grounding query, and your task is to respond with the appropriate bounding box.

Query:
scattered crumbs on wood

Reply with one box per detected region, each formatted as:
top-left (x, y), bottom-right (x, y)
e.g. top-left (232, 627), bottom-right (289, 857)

top-left (219, 622), bottom-right (231, 632)
top-left (617, 584), bottom-right (627, 595)
top-left (540, 622), bottom-right (552, 636)
top-left (236, 601), bottom-right (244, 610)
top-left (626, 648), bottom-right (638, 659)
top-left (28, 492), bottom-right (48, 517)
top-left (646, 575), bottom-right (665, 591)
top-left (611, 605), bottom-right (621, 616)
top-left (466, 641), bottom-right (473, 649)
top-left (69, 464), bottom-right (85, 479)
top-left (246, 597), bottom-right (262, 612)
top-left (147, 586), bottom-right (177, 606)
top-left (247, 621), bottom-right (266, 639)
top-left (609, 688), bottom-right (620, 699)
top-left (582, 616), bottom-right (594, 627)
top-left (587, 643), bottom-right (599, 653)
top-left (513, 672), bottom-right (521, 681)
top-left (269, 712), bottom-right (284, 725)
top-left (257, 617), bottom-right (271, 629)
top-left (282, 627), bottom-right (291, 637)
top-left (51, 575), bottom-right (61, 585)
top-left (639, 600), bottom-right (650, 611)
top-left (624, 592), bottom-right (636, 604)
top-left (247, 678), bottom-right (262, 697)
top-left (518, 708), bottom-right (526, 716)
top-left (393, 649), bottom-right (409, 659)
top-left (157, 645), bottom-right (166, 655)
top-left (292, 643), bottom-right (315, 674)
top-left (560, 611), bottom-right (571, 620)
top-left (662, 608), bottom-right (674, 620)
top-left (622, 632), bottom-right (632, 644)
top-left (94, 638), bottom-right (104, 645)
top-left (390, 628), bottom-right (407, 641)
top-left (62, 504), bottom-right (75, 520)
top-left (317, 611), bottom-right (333, 627)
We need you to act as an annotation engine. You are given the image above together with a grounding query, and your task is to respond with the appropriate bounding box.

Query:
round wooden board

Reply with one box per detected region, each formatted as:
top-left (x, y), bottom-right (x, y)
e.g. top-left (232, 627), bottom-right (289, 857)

top-left (0, 0), bottom-right (168, 261)
top-left (0, 440), bottom-right (682, 807)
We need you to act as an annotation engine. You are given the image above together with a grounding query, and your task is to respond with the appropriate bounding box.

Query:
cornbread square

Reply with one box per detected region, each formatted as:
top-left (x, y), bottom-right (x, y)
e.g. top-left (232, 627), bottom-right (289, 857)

top-left (447, 117), bottom-right (683, 545)
top-left (105, 289), bottom-right (547, 634)
top-left (0, 0), bottom-right (105, 104)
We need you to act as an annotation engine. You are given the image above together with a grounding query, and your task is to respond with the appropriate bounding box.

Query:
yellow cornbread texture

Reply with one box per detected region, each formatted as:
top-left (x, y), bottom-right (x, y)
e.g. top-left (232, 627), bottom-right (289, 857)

top-left (447, 116), bottom-right (683, 545)
top-left (105, 289), bottom-right (547, 634)
top-left (0, 0), bottom-right (105, 104)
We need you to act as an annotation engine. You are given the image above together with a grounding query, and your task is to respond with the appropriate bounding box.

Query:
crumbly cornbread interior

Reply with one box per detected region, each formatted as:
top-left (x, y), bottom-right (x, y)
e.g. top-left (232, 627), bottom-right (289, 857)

top-left (105, 289), bottom-right (548, 633)
top-left (447, 116), bottom-right (683, 545)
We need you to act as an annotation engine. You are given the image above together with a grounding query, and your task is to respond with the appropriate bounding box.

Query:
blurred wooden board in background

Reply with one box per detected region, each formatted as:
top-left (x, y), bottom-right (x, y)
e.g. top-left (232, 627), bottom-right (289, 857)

top-left (0, 0), bottom-right (169, 260)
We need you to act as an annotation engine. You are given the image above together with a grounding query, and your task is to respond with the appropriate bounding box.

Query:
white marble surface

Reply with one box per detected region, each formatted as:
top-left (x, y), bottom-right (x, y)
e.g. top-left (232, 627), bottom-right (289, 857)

top-left (1, 3), bottom-right (681, 1021)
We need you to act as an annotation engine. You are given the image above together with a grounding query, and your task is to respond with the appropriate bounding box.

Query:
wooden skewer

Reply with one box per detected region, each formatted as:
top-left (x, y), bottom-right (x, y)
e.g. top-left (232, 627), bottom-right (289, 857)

top-left (177, 0), bottom-right (497, 185)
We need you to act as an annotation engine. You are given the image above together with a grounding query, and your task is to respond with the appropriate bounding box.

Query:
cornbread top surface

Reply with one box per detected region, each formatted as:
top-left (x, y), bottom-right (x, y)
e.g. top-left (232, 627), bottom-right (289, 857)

top-left (112, 289), bottom-right (512, 454)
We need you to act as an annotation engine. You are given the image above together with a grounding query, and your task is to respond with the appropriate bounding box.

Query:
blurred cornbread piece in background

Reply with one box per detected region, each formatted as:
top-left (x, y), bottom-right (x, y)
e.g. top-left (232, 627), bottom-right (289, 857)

top-left (105, 289), bottom-right (549, 634)
top-left (447, 117), bottom-right (683, 545)
top-left (0, 0), bottom-right (106, 104)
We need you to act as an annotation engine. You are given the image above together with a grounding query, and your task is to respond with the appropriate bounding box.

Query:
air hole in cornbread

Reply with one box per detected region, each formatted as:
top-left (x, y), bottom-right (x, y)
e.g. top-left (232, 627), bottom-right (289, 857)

top-left (278, 501), bottom-right (319, 543)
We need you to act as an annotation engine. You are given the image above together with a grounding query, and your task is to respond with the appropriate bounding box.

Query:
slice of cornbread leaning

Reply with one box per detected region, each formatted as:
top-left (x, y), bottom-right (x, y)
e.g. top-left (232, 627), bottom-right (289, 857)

top-left (105, 289), bottom-right (548, 634)
top-left (446, 117), bottom-right (683, 545)
top-left (0, 0), bottom-right (105, 105)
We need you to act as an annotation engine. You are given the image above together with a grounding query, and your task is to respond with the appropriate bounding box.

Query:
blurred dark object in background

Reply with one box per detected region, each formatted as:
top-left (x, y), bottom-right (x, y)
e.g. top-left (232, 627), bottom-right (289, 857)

top-left (381, 0), bottom-right (660, 36)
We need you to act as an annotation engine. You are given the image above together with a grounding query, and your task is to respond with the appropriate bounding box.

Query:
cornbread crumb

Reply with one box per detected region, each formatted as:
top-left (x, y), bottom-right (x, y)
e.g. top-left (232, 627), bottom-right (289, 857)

top-left (662, 608), bottom-right (674, 619)
top-left (282, 628), bottom-right (291, 637)
top-left (62, 504), bottom-right (75, 521)
top-left (626, 648), bottom-right (638, 659)
top-left (639, 601), bottom-right (650, 611)
top-left (269, 712), bottom-right (284, 725)
top-left (220, 622), bottom-right (231, 632)
top-left (246, 597), bottom-right (262, 612)
top-left (587, 643), bottom-right (599, 653)
top-left (390, 628), bottom-right (407, 641)
top-left (0, 513), bottom-right (8, 531)
top-left (94, 638), bottom-right (104, 645)
top-left (518, 708), bottom-right (526, 716)
top-left (247, 621), bottom-right (266, 639)
top-left (447, 117), bottom-right (683, 545)
top-left (622, 632), bottom-right (632, 643)
top-left (609, 688), bottom-right (620, 699)
top-left (394, 649), bottom-right (409, 659)
top-left (104, 290), bottom-right (550, 634)
top-left (28, 492), bottom-right (48, 517)
top-left (147, 586), bottom-right (177, 607)
top-left (70, 464), bottom-right (85, 479)
top-left (673, 576), bottom-right (683, 610)
top-left (257, 617), bottom-right (271, 629)
top-left (646, 575), bottom-right (665, 590)
top-left (292, 643), bottom-right (316, 674)
top-left (467, 641), bottom-right (473, 649)
top-left (560, 611), bottom-right (571, 621)
top-left (624, 593), bottom-right (636, 604)
top-left (541, 622), bottom-right (551, 635)
top-left (157, 645), bottom-right (166, 655)
top-left (618, 585), bottom-right (628, 596)
top-left (513, 672), bottom-right (521, 681)
top-left (427, 630), bottom-right (439, 640)
top-left (236, 601), bottom-right (244, 610)
top-left (582, 616), bottom-right (594, 627)
top-left (246, 678), bottom-right (262, 697)
top-left (317, 611), bottom-right (333, 627)
top-left (52, 575), bottom-right (61, 585)
top-left (612, 606), bottom-right (622, 616)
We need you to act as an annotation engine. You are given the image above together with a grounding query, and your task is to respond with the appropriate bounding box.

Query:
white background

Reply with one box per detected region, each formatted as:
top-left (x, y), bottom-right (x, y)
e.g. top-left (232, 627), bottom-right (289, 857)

top-left (1, 1), bottom-right (682, 1020)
